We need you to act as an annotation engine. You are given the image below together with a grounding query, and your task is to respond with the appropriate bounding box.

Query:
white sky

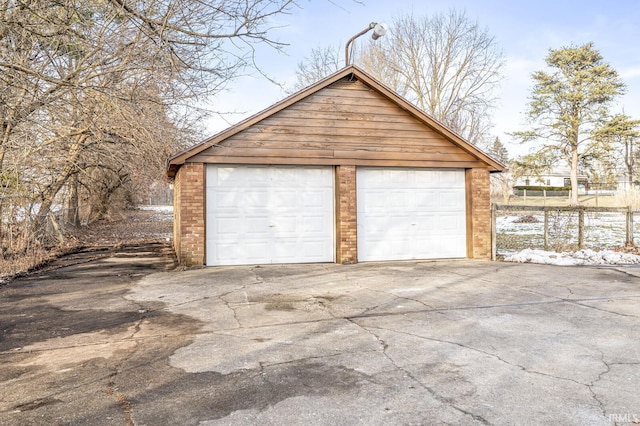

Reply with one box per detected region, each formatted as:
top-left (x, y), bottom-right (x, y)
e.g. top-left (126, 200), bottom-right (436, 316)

top-left (204, 0), bottom-right (640, 158)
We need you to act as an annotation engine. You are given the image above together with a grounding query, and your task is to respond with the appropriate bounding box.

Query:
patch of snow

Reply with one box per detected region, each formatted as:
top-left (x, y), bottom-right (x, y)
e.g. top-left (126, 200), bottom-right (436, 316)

top-left (497, 211), bottom-right (640, 255)
top-left (139, 205), bottom-right (173, 213)
top-left (504, 248), bottom-right (640, 266)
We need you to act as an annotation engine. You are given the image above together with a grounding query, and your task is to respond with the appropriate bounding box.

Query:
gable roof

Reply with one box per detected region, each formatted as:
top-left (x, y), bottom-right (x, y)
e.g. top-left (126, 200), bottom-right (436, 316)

top-left (167, 65), bottom-right (505, 178)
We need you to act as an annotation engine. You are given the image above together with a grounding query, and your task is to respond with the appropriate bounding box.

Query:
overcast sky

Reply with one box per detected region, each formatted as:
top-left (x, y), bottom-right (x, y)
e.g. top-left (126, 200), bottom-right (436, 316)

top-left (205, 0), bottom-right (640, 158)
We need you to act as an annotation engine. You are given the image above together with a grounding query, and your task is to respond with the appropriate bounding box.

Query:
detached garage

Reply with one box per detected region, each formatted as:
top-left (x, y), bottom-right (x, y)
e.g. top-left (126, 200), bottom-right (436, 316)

top-left (167, 65), bottom-right (504, 266)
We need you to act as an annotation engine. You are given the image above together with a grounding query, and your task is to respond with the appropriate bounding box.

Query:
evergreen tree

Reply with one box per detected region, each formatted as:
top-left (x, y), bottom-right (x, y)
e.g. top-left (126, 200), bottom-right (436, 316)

top-left (488, 137), bottom-right (509, 164)
top-left (513, 43), bottom-right (625, 204)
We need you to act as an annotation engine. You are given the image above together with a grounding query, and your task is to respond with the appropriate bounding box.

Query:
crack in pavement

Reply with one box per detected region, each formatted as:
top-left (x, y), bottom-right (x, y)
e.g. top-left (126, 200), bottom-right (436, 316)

top-left (346, 318), bottom-right (492, 425)
top-left (608, 266), bottom-right (640, 279)
top-left (189, 291), bottom-right (639, 333)
top-left (519, 288), bottom-right (639, 318)
top-left (569, 300), bottom-right (638, 318)
top-left (351, 323), bottom-right (621, 424)
top-left (211, 330), bottom-right (334, 351)
top-left (361, 318), bottom-right (626, 423)
top-left (255, 350), bottom-right (386, 374)
top-left (225, 301), bottom-right (243, 328)
top-left (103, 316), bottom-right (149, 426)
top-left (586, 353), bottom-right (640, 423)
top-left (106, 377), bottom-right (135, 426)
top-left (250, 267), bottom-right (265, 286)
top-left (345, 275), bottom-right (435, 318)
top-left (586, 350), bottom-right (612, 420)
top-left (0, 332), bottom-right (184, 356)
top-left (211, 268), bottom-right (273, 328)
top-left (358, 323), bottom-right (601, 390)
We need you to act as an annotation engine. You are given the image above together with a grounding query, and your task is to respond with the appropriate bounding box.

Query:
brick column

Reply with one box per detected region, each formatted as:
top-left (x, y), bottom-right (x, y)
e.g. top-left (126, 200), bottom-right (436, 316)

top-left (335, 165), bottom-right (357, 264)
top-left (175, 163), bottom-right (205, 265)
top-left (466, 168), bottom-right (491, 259)
top-left (173, 169), bottom-right (183, 262)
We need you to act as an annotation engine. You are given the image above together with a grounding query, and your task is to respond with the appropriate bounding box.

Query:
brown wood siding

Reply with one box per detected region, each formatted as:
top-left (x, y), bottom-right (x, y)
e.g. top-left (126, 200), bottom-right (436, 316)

top-left (190, 78), bottom-right (480, 167)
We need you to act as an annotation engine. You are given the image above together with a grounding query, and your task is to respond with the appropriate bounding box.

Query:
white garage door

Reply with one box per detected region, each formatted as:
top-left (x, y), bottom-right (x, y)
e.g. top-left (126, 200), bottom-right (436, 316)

top-left (357, 168), bottom-right (466, 261)
top-left (206, 165), bottom-right (334, 266)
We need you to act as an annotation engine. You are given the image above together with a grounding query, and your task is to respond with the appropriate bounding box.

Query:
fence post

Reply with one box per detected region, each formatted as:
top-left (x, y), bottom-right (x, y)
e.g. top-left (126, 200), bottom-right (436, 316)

top-left (632, 210), bottom-right (636, 246)
top-left (491, 203), bottom-right (497, 260)
top-left (578, 208), bottom-right (584, 249)
top-left (626, 207), bottom-right (633, 246)
top-left (544, 210), bottom-right (549, 251)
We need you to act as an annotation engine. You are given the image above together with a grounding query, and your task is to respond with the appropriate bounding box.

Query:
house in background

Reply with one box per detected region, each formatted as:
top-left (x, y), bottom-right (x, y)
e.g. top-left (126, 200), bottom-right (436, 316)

top-left (167, 65), bottom-right (504, 266)
top-left (514, 165), bottom-right (588, 195)
top-left (612, 168), bottom-right (638, 191)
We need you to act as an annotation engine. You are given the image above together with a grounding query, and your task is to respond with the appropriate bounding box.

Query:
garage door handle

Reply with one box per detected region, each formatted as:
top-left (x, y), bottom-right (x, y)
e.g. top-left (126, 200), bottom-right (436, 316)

top-left (269, 225), bottom-right (275, 227)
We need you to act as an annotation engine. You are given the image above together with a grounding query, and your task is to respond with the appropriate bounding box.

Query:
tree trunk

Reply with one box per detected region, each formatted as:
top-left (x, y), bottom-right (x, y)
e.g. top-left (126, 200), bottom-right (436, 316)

top-left (33, 137), bottom-right (86, 239)
top-left (0, 123), bottom-right (11, 222)
top-left (626, 138), bottom-right (634, 189)
top-left (67, 171), bottom-right (81, 227)
top-left (569, 147), bottom-right (580, 205)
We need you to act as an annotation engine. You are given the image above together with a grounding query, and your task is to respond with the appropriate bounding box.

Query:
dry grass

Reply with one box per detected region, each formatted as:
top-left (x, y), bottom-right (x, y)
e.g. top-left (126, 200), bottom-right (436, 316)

top-left (1, 207), bottom-right (172, 282)
top-left (613, 189), bottom-right (640, 210)
top-left (0, 248), bottom-right (54, 280)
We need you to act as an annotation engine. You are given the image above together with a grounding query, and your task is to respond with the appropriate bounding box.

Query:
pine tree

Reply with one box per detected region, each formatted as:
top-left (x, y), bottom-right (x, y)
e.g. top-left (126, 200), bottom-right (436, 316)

top-left (488, 137), bottom-right (509, 164)
top-left (513, 43), bottom-right (625, 205)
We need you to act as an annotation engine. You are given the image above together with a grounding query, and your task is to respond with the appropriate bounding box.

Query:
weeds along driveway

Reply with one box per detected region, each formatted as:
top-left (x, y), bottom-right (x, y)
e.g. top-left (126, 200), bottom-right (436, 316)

top-left (2, 251), bottom-right (640, 425)
top-left (128, 260), bottom-right (640, 425)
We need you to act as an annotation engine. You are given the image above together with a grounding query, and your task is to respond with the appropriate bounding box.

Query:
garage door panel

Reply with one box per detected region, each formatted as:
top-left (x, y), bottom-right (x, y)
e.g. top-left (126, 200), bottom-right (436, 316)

top-left (361, 191), bottom-right (387, 210)
top-left (437, 215), bottom-right (466, 233)
top-left (438, 192), bottom-right (464, 208)
top-left (206, 165), bottom-right (334, 266)
top-left (302, 240), bottom-right (332, 259)
top-left (357, 168), bottom-right (466, 261)
top-left (413, 214), bottom-right (436, 233)
top-left (215, 217), bottom-right (243, 233)
top-left (389, 191), bottom-right (411, 208)
top-left (269, 215), bottom-right (298, 234)
top-left (301, 190), bottom-right (328, 208)
top-left (244, 217), bottom-right (269, 234)
top-left (437, 170), bottom-right (464, 185)
top-left (302, 216), bottom-right (328, 233)
top-left (268, 191), bottom-right (293, 207)
top-left (414, 191), bottom-right (437, 209)
top-left (214, 242), bottom-right (272, 264)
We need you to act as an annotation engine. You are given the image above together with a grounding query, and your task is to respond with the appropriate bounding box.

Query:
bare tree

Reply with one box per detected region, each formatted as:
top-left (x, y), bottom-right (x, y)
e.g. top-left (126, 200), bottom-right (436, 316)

top-left (289, 10), bottom-right (505, 147)
top-left (367, 11), bottom-right (504, 146)
top-left (290, 44), bottom-right (343, 92)
top-left (0, 0), bottom-right (300, 253)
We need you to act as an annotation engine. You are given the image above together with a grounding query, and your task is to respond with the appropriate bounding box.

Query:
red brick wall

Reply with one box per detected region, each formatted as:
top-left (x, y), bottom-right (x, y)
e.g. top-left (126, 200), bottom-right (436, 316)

top-left (173, 163), bottom-right (205, 265)
top-left (173, 168), bottom-right (182, 261)
top-left (335, 165), bottom-right (357, 264)
top-left (466, 168), bottom-right (491, 258)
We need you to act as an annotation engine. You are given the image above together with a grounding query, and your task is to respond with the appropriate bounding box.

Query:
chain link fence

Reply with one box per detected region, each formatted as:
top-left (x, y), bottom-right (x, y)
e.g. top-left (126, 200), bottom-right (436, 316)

top-left (492, 204), bottom-right (639, 258)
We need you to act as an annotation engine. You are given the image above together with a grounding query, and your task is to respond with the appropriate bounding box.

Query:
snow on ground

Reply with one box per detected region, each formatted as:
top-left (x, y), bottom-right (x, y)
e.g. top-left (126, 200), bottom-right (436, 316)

top-left (504, 248), bottom-right (640, 266)
top-left (139, 205), bottom-right (173, 223)
top-left (139, 205), bottom-right (173, 213)
top-left (496, 211), bottom-right (640, 258)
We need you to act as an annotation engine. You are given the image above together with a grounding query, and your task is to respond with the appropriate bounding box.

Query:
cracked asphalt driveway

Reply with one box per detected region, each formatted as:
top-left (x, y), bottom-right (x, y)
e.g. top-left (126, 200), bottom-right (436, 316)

top-left (2, 247), bottom-right (640, 425)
